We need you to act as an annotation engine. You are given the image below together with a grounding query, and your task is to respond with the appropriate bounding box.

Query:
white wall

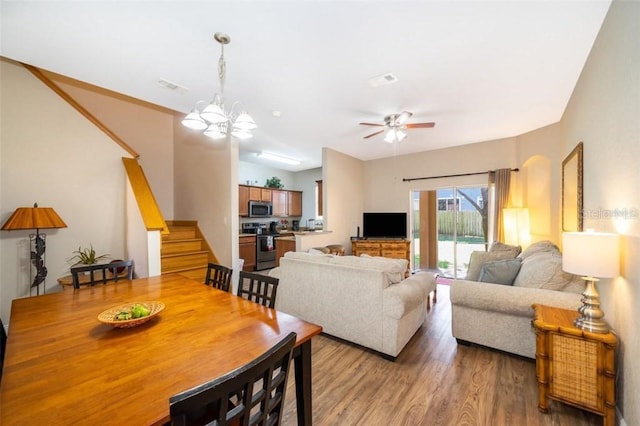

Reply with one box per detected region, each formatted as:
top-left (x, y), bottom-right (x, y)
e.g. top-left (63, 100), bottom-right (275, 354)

top-left (560, 1), bottom-right (640, 423)
top-left (0, 59), bottom-right (132, 322)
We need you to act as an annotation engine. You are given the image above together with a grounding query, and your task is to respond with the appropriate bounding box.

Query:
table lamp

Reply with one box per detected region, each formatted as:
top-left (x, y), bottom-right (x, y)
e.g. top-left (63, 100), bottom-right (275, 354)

top-left (1, 203), bottom-right (67, 295)
top-left (562, 231), bottom-right (620, 333)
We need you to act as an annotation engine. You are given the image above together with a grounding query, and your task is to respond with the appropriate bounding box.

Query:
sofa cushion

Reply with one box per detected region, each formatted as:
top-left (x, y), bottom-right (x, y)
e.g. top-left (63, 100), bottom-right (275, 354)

top-left (478, 257), bottom-right (522, 285)
top-left (466, 250), bottom-right (518, 281)
top-left (489, 241), bottom-right (522, 257)
top-left (283, 251), bottom-right (333, 264)
top-left (331, 255), bottom-right (407, 284)
top-left (518, 240), bottom-right (560, 260)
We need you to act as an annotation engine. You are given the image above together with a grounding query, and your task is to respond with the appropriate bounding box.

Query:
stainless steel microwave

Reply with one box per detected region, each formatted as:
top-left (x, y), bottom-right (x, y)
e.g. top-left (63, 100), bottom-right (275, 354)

top-left (249, 201), bottom-right (273, 217)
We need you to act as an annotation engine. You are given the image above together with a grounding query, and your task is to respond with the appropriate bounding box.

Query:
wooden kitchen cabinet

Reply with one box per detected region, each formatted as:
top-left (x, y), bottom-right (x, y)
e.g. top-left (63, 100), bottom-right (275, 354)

top-left (239, 185), bottom-right (250, 216)
top-left (287, 190), bottom-right (303, 217)
top-left (275, 237), bottom-right (296, 267)
top-left (248, 187), bottom-right (272, 202)
top-left (239, 235), bottom-right (256, 271)
top-left (272, 190), bottom-right (288, 217)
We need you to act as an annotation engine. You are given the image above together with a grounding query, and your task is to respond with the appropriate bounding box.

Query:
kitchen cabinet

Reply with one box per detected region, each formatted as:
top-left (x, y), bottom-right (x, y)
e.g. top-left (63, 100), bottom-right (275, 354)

top-left (239, 235), bottom-right (256, 271)
top-left (275, 237), bottom-right (296, 267)
top-left (288, 190), bottom-right (303, 217)
top-left (239, 185), bottom-right (250, 216)
top-left (272, 190), bottom-right (288, 217)
top-left (247, 186), bottom-right (271, 202)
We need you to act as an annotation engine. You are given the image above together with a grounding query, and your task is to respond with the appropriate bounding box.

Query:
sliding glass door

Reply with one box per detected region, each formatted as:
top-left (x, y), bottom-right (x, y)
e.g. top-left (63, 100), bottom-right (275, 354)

top-left (412, 186), bottom-right (489, 278)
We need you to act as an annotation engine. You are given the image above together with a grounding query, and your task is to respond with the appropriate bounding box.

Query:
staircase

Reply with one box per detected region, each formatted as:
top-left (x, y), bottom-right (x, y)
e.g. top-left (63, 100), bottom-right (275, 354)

top-left (161, 221), bottom-right (214, 282)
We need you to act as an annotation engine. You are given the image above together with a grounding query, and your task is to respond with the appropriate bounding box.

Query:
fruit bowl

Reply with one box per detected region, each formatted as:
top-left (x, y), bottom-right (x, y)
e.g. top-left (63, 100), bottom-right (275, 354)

top-left (98, 301), bottom-right (164, 328)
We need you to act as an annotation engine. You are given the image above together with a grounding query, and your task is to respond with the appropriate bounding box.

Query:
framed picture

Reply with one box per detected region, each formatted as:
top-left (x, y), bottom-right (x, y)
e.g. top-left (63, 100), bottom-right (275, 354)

top-left (562, 142), bottom-right (583, 231)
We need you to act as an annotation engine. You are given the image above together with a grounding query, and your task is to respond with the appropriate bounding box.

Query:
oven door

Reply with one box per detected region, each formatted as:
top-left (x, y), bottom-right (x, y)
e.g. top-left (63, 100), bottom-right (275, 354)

top-left (256, 235), bottom-right (276, 270)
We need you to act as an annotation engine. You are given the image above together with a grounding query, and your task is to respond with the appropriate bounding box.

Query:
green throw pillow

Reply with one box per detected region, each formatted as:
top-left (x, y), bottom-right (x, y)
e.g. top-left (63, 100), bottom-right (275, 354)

top-left (478, 257), bottom-right (522, 285)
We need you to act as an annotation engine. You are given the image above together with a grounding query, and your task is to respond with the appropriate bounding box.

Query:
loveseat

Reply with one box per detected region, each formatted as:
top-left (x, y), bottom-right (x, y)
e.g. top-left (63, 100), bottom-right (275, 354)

top-left (450, 241), bottom-right (584, 358)
top-left (269, 251), bottom-right (436, 358)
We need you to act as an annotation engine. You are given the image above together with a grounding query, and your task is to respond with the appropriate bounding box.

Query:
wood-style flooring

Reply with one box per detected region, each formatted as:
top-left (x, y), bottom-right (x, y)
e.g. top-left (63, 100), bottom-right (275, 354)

top-left (282, 285), bottom-right (602, 425)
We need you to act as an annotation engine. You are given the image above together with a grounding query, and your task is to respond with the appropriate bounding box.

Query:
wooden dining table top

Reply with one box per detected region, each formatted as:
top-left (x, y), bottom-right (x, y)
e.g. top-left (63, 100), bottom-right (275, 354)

top-left (0, 273), bottom-right (322, 425)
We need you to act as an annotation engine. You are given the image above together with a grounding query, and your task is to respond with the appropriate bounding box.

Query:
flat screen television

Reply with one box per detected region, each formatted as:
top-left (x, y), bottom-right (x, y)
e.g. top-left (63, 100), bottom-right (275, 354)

top-left (362, 212), bottom-right (407, 239)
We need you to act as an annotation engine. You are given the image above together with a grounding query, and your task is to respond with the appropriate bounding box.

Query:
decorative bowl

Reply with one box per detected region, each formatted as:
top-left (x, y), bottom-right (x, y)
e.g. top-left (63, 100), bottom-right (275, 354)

top-left (98, 301), bottom-right (164, 328)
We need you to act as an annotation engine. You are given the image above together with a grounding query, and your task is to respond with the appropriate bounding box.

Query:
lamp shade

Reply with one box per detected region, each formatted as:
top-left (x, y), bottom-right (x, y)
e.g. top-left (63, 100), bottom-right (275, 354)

top-left (562, 231), bottom-right (619, 278)
top-left (2, 204), bottom-right (67, 231)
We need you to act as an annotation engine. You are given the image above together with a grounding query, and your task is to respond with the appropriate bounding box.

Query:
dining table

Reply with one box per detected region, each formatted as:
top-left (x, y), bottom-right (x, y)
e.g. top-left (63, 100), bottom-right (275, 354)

top-left (0, 273), bottom-right (322, 425)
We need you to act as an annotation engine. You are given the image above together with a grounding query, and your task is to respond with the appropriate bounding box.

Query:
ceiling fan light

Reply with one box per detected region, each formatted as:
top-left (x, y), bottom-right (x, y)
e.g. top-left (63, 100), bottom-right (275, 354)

top-left (181, 112), bottom-right (208, 130)
top-left (201, 102), bottom-right (228, 124)
top-left (396, 130), bottom-right (407, 142)
top-left (233, 112), bottom-right (257, 130)
top-left (384, 129), bottom-right (397, 143)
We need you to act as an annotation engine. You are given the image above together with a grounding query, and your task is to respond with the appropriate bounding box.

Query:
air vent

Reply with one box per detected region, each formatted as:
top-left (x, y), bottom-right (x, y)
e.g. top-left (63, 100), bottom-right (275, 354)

top-left (367, 73), bottom-right (399, 88)
top-left (157, 79), bottom-right (188, 94)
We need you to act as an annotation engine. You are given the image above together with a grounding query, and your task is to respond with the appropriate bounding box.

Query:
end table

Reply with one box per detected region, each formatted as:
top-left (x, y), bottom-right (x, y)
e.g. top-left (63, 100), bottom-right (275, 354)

top-left (532, 304), bottom-right (617, 425)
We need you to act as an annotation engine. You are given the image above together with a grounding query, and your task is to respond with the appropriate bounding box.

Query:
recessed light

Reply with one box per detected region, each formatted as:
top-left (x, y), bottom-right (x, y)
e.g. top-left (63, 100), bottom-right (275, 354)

top-left (272, 110), bottom-right (282, 118)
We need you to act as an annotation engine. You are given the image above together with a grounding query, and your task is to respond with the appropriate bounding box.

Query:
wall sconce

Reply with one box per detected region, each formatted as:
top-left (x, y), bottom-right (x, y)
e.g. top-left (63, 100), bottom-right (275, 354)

top-left (503, 207), bottom-right (530, 247)
top-left (1, 203), bottom-right (67, 295)
top-left (562, 231), bottom-right (620, 333)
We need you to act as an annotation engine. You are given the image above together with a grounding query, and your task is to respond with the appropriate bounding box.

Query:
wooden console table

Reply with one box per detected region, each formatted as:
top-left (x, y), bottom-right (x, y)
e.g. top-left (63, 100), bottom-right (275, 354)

top-left (532, 304), bottom-right (617, 426)
top-left (351, 239), bottom-right (410, 263)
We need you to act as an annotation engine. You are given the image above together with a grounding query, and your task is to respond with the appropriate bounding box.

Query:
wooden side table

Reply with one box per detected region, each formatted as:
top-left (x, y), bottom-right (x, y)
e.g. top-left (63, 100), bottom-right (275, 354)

top-left (532, 304), bottom-right (617, 425)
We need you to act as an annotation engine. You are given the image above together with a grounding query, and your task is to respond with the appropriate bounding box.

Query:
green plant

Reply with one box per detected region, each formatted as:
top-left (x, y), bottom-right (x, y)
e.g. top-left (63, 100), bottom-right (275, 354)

top-left (265, 176), bottom-right (283, 189)
top-left (438, 260), bottom-right (450, 269)
top-left (68, 244), bottom-right (110, 265)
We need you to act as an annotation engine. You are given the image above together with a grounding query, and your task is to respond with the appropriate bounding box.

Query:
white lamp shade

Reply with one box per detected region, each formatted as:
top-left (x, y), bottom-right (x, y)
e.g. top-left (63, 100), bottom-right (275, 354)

top-left (203, 124), bottom-right (226, 139)
top-left (503, 208), bottom-right (530, 247)
top-left (233, 112), bottom-right (257, 130)
top-left (562, 231), bottom-right (620, 278)
top-left (231, 129), bottom-right (253, 140)
top-left (200, 103), bottom-right (228, 123)
top-left (181, 112), bottom-right (207, 130)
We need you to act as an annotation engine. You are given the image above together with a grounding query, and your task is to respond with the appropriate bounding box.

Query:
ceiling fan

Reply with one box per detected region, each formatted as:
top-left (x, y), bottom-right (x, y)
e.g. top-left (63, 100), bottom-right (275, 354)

top-left (360, 111), bottom-right (435, 143)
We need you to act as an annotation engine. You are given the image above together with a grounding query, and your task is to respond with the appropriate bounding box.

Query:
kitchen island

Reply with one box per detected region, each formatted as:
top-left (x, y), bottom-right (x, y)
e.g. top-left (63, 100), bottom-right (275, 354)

top-left (275, 230), bottom-right (335, 265)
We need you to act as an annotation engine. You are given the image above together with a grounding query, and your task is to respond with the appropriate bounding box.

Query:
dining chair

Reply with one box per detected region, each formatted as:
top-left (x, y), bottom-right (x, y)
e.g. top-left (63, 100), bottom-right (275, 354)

top-left (204, 263), bottom-right (233, 292)
top-left (169, 332), bottom-right (297, 426)
top-left (71, 260), bottom-right (134, 289)
top-left (237, 271), bottom-right (280, 309)
top-left (0, 317), bottom-right (7, 381)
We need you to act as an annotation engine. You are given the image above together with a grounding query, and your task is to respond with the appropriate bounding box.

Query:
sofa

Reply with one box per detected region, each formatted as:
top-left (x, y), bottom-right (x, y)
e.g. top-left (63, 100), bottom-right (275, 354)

top-left (450, 241), bottom-right (584, 358)
top-left (269, 251), bottom-right (436, 358)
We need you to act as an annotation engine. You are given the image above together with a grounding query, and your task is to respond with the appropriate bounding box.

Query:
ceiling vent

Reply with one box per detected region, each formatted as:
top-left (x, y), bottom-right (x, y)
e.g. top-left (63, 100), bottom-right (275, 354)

top-left (157, 78), bottom-right (188, 94)
top-left (367, 73), bottom-right (399, 88)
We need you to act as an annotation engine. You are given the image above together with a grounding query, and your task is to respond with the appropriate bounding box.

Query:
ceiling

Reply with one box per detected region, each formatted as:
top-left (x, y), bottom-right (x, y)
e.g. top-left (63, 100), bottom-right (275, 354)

top-left (1, 1), bottom-right (611, 172)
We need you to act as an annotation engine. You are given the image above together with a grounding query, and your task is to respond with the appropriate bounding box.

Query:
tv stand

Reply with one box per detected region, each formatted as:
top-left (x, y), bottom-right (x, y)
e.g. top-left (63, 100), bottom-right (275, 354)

top-left (351, 239), bottom-right (410, 264)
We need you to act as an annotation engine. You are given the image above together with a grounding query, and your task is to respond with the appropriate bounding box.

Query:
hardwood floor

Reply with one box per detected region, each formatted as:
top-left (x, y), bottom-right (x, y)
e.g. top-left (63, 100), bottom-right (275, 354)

top-left (282, 285), bottom-right (602, 425)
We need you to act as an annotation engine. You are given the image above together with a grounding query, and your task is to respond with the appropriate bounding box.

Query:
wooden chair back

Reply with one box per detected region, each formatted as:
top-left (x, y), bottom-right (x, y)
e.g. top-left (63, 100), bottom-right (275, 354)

top-left (169, 332), bottom-right (296, 426)
top-left (0, 317), bottom-right (6, 381)
top-left (204, 263), bottom-right (233, 292)
top-left (71, 260), bottom-right (134, 289)
top-left (237, 271), bottom-right (280, 309)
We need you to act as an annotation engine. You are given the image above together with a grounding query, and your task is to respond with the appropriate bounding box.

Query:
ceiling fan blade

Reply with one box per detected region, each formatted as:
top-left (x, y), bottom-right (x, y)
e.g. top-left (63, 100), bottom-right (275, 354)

top-left (359, 122), bottom-right (384, 127)
top-left (396, 111), bottom-right (413, 125)
top-left (406, 122), bottom-right (436, 128)
top-left (363, 129), bottom-right (385, 139)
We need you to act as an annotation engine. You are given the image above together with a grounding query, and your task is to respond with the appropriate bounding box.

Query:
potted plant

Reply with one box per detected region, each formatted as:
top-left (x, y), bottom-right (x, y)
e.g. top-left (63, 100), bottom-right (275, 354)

top-left (265, 176), bottom-right (284, 189)
top-left (68, 244), bottom-right (110, 266)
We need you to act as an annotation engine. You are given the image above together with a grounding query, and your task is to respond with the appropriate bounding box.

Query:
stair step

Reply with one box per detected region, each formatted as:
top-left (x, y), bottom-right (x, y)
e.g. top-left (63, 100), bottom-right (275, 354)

top-left (164, 225), bottom-right (197, 240)
top-left (162, 239), bottom-right (203, 255)
top-left (161, 251), bottom-right (208, 272)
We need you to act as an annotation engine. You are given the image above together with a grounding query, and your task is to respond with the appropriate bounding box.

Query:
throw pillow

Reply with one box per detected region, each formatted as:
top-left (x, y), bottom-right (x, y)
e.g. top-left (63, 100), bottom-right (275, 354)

top-left (489, 241), bottom-right (522, 257)
top-left (518, 240), bottom-right (560, 260)
top-left (466, 250), bottom-right (518, 281)
top-left (478, 257), bottom-right (522, 285)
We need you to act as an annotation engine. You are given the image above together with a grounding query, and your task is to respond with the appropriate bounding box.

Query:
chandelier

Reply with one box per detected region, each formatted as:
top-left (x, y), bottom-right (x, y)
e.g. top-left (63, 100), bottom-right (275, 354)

top-left (182, 32), bottom-right (257, 140)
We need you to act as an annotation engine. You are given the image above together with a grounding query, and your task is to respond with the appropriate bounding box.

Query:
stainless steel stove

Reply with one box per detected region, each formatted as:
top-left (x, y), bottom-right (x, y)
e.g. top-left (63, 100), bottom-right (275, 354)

top-left (242, 223), bottom-right (278, 270)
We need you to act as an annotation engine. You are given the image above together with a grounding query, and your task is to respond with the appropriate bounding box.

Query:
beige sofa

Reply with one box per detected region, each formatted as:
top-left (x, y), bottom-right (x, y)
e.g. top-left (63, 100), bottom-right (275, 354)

top-left (270, 251), bottom-right (436, 358)
top-left (450, 241), bottom-right (584, 358)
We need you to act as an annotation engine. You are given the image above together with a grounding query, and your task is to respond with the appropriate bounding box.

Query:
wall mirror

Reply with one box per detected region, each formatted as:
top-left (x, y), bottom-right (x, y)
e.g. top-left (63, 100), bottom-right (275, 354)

top-left (562, 142), bottom-right (583, 231)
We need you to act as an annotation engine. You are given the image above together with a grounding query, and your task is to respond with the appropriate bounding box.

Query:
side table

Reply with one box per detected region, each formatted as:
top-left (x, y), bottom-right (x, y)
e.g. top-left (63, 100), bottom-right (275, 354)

top-left (532, 304), bottom-right (617, 425)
